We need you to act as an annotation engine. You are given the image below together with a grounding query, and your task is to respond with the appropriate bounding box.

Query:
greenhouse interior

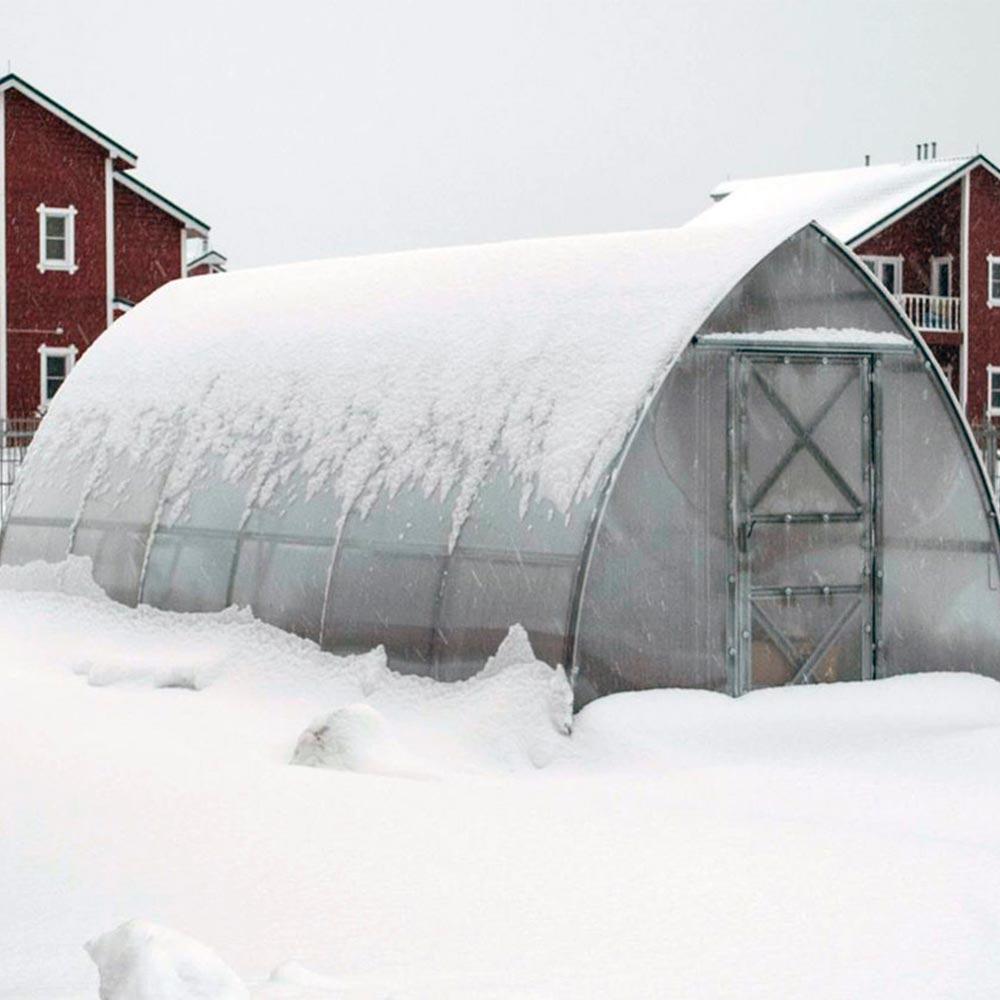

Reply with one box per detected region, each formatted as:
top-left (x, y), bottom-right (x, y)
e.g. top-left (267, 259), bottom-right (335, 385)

top-left (2, 221), bottom-right (999, 705)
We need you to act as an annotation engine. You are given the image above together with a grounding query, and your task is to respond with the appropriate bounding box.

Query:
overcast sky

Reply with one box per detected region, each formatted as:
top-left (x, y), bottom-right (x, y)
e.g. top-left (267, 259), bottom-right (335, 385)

top-left (4, 0), bottom-right (999, 269)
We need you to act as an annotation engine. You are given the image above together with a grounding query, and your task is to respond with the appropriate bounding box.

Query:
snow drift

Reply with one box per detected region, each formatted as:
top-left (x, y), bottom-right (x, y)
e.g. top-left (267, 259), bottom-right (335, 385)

top-left (4, 569), bottom-right (1000, 998)
top-left (86, 920), bottom-right (247, 1000)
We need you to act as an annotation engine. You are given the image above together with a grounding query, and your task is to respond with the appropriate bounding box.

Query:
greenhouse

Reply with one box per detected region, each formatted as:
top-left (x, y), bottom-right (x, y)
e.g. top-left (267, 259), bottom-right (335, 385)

top-left (3, 220), bottom-right (1000, 704)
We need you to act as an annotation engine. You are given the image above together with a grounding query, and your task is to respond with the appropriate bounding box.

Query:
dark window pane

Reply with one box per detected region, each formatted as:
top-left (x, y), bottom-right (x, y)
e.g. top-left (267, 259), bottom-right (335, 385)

top-left (882, 262), bottom-right (897, 293)
top-left (937, 262), bottom-right (950, 296)
top-left (45, 215), bottom-right (66, 238)
top-left (45, 236), bottom-right (66, 261)
top-left (46, 356), bottom-right (66, 378)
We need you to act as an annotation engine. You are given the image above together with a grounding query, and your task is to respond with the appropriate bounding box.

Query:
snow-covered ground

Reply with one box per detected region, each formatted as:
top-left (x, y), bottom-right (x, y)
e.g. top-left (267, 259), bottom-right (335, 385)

top-left (3, 558), bottom-right (1000, 999)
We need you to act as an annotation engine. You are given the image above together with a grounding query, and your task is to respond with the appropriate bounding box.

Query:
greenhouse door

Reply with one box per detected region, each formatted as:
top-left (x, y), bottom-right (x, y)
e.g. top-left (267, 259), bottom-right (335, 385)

top-left (730, 353), bottom-right (878, 693)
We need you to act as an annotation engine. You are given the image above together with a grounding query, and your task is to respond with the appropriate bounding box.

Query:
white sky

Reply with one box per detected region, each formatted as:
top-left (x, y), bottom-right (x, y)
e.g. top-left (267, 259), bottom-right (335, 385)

top-left (4, 0), bottom-right (999, 269)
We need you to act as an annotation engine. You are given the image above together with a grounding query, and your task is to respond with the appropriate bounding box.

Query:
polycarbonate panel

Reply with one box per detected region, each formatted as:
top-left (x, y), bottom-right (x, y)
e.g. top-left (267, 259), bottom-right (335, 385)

top-left (750, 522), bottom-right (865, 588)
top-left (230, 474), bottom-right (342, 642)
top-left (746, 359), bottom-right (864, 516)
top-left (434, 461), bottom-right (597, 681)
top-left (0, 423), bottom-right (104, 566)
top-left (574, 347), bottom-right (730, 702)
top-left (322, 483), bottom-right (452, 670)
top-left (879, 354), bottom-right (1000, 676)
top-left (141, 452), bottom-right (261, 612)
top-left (69, 444), bottom-right (176, 605)
top-left (0, 522), bottom-right (74, 566)
top-left (750, 593), bottom-right (863, 687)
top-left (700, 227), bottom-right (904, 336)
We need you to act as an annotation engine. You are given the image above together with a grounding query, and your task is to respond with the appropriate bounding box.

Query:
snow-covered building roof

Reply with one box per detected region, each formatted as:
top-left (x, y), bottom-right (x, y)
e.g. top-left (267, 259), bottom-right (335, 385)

top-left (4, 219), bottom-right (999, 705)
top-left (697, 155), bottom-right (999, 244)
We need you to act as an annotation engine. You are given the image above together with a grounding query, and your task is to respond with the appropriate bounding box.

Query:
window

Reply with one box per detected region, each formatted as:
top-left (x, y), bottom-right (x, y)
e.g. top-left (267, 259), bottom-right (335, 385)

top-left (37, 345), bottom-right (77, 410)
top-left (989, 257), bottom-right (1000, 308)
top-left (860, 255), bottom-right (903, 295)
top-left (36, 204), bottom-right (77, 273)
top-left (931, 256), bottom-right (952, 297)
top-left (989, 367), bottom-right (1000, 417)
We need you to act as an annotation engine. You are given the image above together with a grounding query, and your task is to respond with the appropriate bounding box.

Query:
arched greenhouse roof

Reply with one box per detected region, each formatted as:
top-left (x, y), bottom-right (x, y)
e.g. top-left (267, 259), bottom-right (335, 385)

top-left (19, 221), bottom-right (797, 529)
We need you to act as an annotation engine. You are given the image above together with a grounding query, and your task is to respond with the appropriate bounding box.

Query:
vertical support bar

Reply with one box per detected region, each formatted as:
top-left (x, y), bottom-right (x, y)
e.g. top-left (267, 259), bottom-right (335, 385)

top-left (858, 356), bottom-right (873, 680)
top-left (725, 353), bottom-right (738, 695)
top-left (960, 171), bottom-right (971, 413)
top-left (727, 353), bottom-right (751, 695)
top-left (104, 156), bottom-right (114, 329)
top-left (0, 90), bottom-right (7, 422)
top-left (869, 355), bottom-right (884, 679)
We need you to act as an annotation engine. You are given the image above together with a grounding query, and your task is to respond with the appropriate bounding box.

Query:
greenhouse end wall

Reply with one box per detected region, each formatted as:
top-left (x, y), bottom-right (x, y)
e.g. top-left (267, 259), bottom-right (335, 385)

top-left (572, 228), bottom-right (1000, 702)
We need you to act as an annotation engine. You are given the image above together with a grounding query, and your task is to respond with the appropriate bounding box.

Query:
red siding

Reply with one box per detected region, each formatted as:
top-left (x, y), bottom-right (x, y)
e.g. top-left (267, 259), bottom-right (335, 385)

top-left (114, 183), bottom-right (183, 306)
top-left (5, 89), bottom-right (107, 416)
top-left (966, 166), bottom-right (1000, 422)
top-left (855, 182), bottom-right (963, 396)
top-left (856, 181), bottom-right (962, 296)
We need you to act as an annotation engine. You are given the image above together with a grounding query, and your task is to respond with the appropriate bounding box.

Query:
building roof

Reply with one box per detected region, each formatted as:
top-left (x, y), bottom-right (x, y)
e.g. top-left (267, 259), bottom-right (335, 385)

top-left (113, 171), bottom-right (210, 237)
top-left (186, 249), bottom-right (227, 272)
top-left (0, 73), bottom-right (137, 166)
top-left (697, 155), bottom-right (1000, 244)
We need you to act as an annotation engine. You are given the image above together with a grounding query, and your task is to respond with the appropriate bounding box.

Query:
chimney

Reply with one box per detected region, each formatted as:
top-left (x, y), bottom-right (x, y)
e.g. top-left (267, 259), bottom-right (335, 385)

top-left (916, 143), bottom-right (922, 160)
top-left (932, 141), bottom-right (937, 159)
top-left (864, 154), bottom-right (870, 166)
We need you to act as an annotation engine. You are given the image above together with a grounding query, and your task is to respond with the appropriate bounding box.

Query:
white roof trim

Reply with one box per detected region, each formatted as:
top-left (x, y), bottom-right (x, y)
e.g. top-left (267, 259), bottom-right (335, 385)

top-left (700, 155), bottom-right (1000, 249)
top-left (113, 171), bottom-right (210, 237)
top-left (187, 249), bottom-right (227, 272)
top-left (0, 75), bottom-right (137, 166)
top-left (849, 156), bottom-right (1000, 246)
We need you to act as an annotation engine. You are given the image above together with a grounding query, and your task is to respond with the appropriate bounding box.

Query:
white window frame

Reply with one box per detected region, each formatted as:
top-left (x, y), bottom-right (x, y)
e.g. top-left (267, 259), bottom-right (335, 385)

top-left (37, 343), bottom-right (77, 410)
top-left (988, 256), bottom-right (1000, 308)
top-left (859, 254), bottom-right (904, 296)
top-left (36, 204), bottom-right (78, 274)
top-left (988, 366), bottom-right (1000, 417)
top-left (930, 255), bottom-right (953, 297)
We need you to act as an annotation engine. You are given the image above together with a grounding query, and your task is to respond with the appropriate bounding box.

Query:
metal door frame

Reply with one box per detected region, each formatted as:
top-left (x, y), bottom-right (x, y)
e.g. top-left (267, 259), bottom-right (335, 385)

top-left (726, 350), bottom-right (883, 695)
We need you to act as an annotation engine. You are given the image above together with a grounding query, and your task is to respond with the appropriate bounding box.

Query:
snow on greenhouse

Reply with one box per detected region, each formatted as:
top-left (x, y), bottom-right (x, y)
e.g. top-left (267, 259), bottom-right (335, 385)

top-left (3, 220), bottom-right (1000, 703)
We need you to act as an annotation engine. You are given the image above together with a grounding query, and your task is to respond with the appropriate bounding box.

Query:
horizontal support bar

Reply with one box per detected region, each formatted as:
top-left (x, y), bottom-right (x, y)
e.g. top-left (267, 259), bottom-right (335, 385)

top-left (750, 512), bottom-right (864, 524)
top-left (694, 338), bottom-right (915, 355)
top-left (752, 584), bottom-right (864, 598)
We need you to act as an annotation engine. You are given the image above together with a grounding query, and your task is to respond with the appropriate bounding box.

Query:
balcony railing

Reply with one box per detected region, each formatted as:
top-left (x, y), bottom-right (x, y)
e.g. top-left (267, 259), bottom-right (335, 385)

top-left (896, 293), bottom-right (961, 332)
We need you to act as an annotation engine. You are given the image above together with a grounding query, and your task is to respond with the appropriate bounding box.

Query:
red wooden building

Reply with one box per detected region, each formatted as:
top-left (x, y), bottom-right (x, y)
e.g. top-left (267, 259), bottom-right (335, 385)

top-left (0, 74), bottom-right (223, 418)
top-left (705, 152), bottom-right (1000, 424)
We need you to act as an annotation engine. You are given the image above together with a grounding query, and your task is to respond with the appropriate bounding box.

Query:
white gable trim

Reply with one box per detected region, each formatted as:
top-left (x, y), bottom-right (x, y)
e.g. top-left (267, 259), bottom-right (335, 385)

top-left (0, 75), bottom-right (137, 166)
top-left (113, 171), bottom-right (210, 237)
top-left (848, 156), bottom-right (1000, 248)
top-left (187, 249), bottom-right (227, 274)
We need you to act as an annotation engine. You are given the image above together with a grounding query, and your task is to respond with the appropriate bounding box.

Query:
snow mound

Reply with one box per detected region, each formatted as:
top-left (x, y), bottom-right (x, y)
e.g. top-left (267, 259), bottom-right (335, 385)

top-left (85, 919), bottom-right (247, 1000)
top-left (0, 554), bottom-right (106, 600)
top-left (294, 627), bottom-right (572, 775)
top-left (360, 626), bottom-right (573, 771)
top-left (292, 702), bottom-right (429, 778)
top-left (73, 650), bottom-right (226, 690)
top-left (265, 959), bottom-right (340, 991)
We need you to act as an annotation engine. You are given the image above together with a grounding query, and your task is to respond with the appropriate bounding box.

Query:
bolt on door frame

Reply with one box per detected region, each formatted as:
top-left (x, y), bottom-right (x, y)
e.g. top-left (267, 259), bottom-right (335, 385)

top-left (726, 350), bottom-right (884, 696)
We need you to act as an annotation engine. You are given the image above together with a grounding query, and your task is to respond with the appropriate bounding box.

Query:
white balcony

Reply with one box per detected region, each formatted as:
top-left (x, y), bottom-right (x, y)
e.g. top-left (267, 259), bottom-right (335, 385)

top-left (896, 293), bottom-right (961, 333)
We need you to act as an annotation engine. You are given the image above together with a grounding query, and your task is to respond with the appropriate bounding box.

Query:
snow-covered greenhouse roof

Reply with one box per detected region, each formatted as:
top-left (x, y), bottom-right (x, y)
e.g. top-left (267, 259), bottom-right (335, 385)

top-left (699, 155), bottom-right (998, 243)
top-left (28, 221), bottom-right (797, 525)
